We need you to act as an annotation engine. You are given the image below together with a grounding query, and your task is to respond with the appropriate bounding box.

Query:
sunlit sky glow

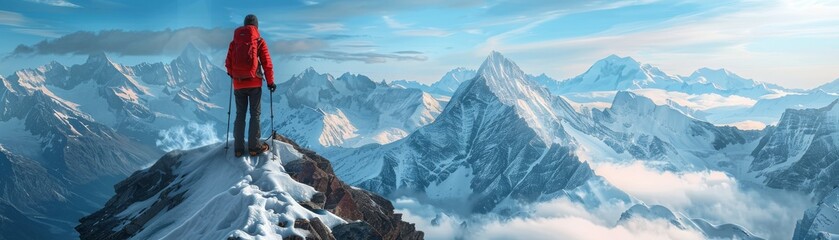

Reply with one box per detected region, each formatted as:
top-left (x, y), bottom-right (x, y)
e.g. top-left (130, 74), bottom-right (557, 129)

top-left (1, 0), bottom-right (838, 88)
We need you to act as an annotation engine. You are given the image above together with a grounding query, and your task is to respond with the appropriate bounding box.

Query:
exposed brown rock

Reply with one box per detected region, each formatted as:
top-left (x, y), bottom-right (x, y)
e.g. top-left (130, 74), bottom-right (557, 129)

top-left (276, 134), bottom-right (424, 240)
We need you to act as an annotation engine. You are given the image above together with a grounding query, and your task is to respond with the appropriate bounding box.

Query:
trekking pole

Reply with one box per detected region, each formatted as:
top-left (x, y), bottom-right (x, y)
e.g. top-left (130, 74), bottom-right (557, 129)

top-left (270, 90), bottom-right (277, 161)
top-left (225, 78), bottom-right (233, 155)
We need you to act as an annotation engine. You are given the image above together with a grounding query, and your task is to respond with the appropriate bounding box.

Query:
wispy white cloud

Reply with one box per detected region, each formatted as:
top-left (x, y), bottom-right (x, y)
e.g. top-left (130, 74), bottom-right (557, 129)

top-left (26, 0), bottom-right (81, 8)
top-left (11, 28), bottom-right (63, 38)
top-left (480, 0), bottom-right (839, 88)
top-left (0, 10), bottom-right (26, 27)
top-left (395, 28), bottom-right (453, 37)
top-left (308, 23), bottom-right (346, 32)
top-left (382, 16), bottom-right (411, 29)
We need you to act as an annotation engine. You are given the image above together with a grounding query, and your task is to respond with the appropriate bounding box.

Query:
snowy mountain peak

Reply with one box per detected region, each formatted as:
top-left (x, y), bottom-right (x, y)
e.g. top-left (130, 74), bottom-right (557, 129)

top-left (595, 54), bottom-right (642, 69)
top-left (77, 138), bottom-right (424, 239)
top-left (687, 67), bottom-right (760, 89)
top-left (175, 43), bottom-right (207, 63)
top-left (85, 51), bottom-right (112, 65)
top-left (477, 51), bottom-right (526, 83)
top-left (336, 72), bottom-right (378, 90)
top-left (555, 54), bottom-right (684, 93)
top-left (298, 67), bottom-right (328, 80)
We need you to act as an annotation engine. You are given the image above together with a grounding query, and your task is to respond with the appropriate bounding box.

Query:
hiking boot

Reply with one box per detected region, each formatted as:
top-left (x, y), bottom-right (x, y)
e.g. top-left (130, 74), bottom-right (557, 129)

top-left (249, 143), bottom-right (269, 156)
top-left (234, 150), bottom-right (244, 158)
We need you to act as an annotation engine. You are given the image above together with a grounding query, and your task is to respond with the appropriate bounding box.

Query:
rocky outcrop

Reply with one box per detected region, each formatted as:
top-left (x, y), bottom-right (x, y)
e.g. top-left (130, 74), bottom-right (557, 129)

top-left (750, 100), bottom-right (839, 198)
top-left (75, 151), bottom-right (184, 240)
top-left (76, 136), bottom-right (422, 240)
top-left (276, 135), bottom-right (424, 240)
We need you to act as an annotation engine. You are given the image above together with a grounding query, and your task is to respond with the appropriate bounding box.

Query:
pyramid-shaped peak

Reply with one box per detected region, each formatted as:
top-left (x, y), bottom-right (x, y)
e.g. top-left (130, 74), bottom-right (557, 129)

top-left (477, 51), bottom-right (525, 80)
top-left (291, 67), bottom-right (333, 84)
top-left (86, 51), bottom-right (112, 64)
top-left (304, 66), bottom-right (317, 72)
top-left (176, 43), bottom-right (208, 62)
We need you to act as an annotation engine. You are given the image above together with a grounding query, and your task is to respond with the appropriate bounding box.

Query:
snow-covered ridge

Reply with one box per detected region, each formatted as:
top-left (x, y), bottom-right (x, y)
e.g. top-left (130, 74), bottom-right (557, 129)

top-left (390, 67), bottom-right (476, 97)
top-left (80, 141), bottom-right (345, 239)
top-left (750, 99), bottom-right (839, 197)
top-left (276, 67), bottom-right (442, 148)
top-left (77, 138), bottom-right (424, 239)
top-left (3, 46), bottom-right (230, 144)
top-left (552, 55), bottom-right (791, 99)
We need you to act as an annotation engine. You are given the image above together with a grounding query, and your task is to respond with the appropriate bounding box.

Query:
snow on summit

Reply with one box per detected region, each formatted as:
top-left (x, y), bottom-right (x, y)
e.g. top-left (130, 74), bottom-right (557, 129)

top-left (78, 141), bottom-right (346, 239)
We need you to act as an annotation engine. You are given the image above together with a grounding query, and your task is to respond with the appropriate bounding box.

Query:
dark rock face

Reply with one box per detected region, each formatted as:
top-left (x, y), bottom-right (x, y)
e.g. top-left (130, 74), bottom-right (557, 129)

top-left (276, 135), bottom-right (424, 240)
top-left (75, 151), bottom-right (183, 240)
top-left (332, 222), bottom-right (382, 240)
top-left (750, 100), bottom-right (839, 198)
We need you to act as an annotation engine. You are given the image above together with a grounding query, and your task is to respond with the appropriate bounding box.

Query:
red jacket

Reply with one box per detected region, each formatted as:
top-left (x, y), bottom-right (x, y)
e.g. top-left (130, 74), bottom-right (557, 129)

top-left (225, 25), bottom-right (274, 90)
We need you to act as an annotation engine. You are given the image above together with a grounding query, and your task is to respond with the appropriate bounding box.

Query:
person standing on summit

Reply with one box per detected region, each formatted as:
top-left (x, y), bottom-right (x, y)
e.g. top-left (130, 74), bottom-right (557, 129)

top-left (225, 14), bottom-right (276, 157)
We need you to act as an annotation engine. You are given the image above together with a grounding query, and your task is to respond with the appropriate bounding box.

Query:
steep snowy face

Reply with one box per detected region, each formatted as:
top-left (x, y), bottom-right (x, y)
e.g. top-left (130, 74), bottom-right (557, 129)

top-left (0, 79), bottom-right (158, 183)
top-left (275, 68), bottom-right (441, 148)
top-left (793, 188), bottom-right (839, 240)
top-left (328, 52), bottom-right (604, 213)
top-left (750, 100), bottom-right (839, 197)
top-left (0, 146), bottom-right (68, 213)
top-left (620, 204), bottom-right (763, 240)
top-left (592, 91), bottom-right (754, 170)
top-left (527, 73), bottom-right (561, 93)
top-left (281, 67), bottom-right (338, 109)
top-left (469, 51), bottom-right (585, 142)
top-left (77, 138), bottom-right (423, 240)
top-left (555, 55), bottom-right (684, 94)
top-left (430, 67), bottom-right (476, 94)
top-left (0, 74), bottom-right (160, 237)
top-left (77, 142), bottom-right (345, 240)
top-left (28, 49), bottom-right (231, 144)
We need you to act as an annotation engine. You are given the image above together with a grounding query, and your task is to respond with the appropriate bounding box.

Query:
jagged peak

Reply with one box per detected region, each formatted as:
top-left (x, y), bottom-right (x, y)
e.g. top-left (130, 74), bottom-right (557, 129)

top-left (175, 43), bottom-right (207, 62)
top-left (85, 51), bottom-right (112, 64)
top-left (477, 51), bottom-right (526, 81)
top-left (288, 67), bottom-right (334, 87)
top-left (297, 67), bottom-right (327, 79)
top-left (447, 67), bottom-right (475, 73)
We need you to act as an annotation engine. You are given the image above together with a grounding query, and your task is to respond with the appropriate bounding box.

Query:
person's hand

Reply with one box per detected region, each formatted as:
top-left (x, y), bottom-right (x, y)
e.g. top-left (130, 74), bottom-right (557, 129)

top-left (268, 83), bottom-right (277, 92)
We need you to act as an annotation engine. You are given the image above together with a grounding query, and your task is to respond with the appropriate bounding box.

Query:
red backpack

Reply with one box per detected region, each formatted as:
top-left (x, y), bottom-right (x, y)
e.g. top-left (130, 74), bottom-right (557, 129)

top-left (229, 26), bottom-right (262, 80)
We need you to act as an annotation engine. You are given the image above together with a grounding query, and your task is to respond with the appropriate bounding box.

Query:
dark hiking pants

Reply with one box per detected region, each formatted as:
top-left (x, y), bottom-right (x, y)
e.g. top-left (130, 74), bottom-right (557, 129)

top-left (233, 87), bottom-right (261, 152)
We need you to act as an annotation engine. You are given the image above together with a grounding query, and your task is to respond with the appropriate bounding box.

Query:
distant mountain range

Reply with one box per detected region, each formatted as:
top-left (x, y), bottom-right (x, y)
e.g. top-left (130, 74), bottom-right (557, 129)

top-left (3, 47), bottom-right (838, 239)
top-left (275, 68), bottom-right (442, 148)
top-left (325, 52), bottom-right (839, 239)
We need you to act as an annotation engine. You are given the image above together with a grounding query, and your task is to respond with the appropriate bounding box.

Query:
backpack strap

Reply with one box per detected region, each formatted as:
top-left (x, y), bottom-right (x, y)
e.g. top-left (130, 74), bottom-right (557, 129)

top-left (256, 37), bottom-right (265, 79)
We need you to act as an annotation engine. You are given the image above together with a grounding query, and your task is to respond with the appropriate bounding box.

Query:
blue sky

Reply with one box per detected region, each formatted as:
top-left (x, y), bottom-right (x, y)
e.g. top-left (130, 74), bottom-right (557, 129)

top-left (1, 0), bottom-right (838, 88)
